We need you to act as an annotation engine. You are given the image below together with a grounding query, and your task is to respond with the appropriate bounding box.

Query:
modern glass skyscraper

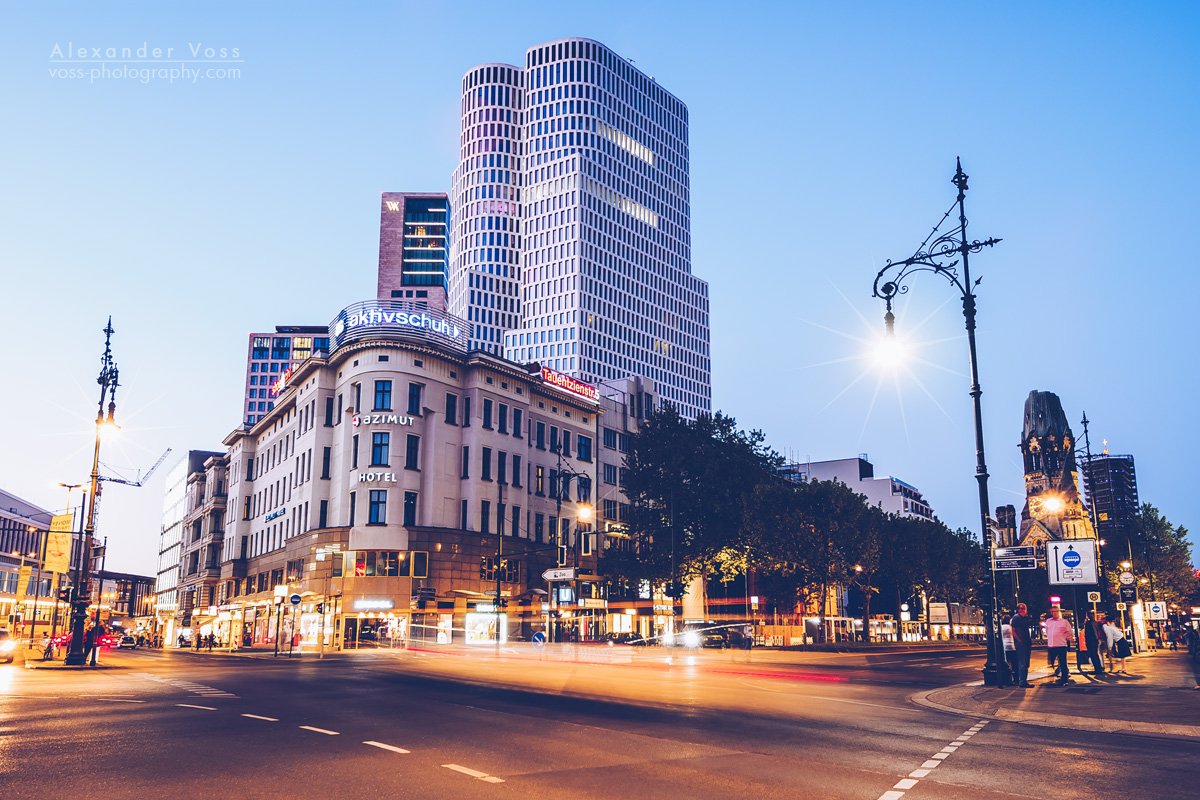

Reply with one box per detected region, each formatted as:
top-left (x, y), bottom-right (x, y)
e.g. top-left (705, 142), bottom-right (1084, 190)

top-left (451, 38), bottom-right (711, 418)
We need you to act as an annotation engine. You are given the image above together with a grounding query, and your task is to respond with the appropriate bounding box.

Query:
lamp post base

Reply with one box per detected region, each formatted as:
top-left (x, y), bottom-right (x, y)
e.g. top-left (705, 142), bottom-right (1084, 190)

top-left (981, 661), bottom-right (1003, 687)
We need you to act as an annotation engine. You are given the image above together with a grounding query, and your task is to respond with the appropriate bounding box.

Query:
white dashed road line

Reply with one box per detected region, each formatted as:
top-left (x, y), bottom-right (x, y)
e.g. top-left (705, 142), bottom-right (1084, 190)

top-left (443, 764), bottom-right (505, 783)
top-left (364, 741), bottom-right (410, 753)
top-left (176, 704), bottom-right (218, 710)
top-left (877, 720), bottom-right (989, 800)
top-left (300, 725), bottom-right (339, 735)
top-left (95, 698), bottom-right (145, 703)
top-left (242, 714), bottom-right (278, 721)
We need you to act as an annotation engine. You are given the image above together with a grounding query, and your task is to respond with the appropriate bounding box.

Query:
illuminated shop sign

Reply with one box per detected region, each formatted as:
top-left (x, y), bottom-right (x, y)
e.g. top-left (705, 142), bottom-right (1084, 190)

top-left (329, 302), bottom-right (467, 354)
top-left (353, 599), bottom-right (394, 611)
top-left (265, 508), bottom-right (286, 522)
top-left (357, 472), bottom-right (397, 483)
top-left (541, 367), bottom-right (598, 401)
top-left (352, 414), bottom-right (414, 427)
top-left (269, 367), bottom-right (293, 397)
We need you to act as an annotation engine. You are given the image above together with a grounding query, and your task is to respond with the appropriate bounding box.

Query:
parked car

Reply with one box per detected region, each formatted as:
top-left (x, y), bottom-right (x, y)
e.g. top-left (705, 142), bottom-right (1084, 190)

top-left (118, 635), bottom-right (137, 649)
top-left (0, 630), bottom-right (15, 664)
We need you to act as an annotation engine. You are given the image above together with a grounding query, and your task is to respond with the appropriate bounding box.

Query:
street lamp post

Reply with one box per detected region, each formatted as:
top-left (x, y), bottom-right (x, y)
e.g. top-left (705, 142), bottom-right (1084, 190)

top-left (65, 318), bottom-right (120, 666)
top-left (871, 159), bottom-right (1004, 686)
top-left (552, 448), bottom-right (593, 643)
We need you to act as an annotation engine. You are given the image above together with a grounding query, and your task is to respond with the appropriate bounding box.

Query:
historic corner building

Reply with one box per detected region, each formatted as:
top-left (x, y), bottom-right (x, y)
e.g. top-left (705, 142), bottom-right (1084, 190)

top-left (449, 37), bottom-right (712, 420)
top-left (213, 300), bottom-right (609, 650)
top-left (1012, 390), bottom-right (1095, 553)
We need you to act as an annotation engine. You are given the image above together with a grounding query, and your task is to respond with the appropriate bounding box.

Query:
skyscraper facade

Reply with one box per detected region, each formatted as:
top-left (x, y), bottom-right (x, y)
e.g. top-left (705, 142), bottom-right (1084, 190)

top-left (377, 192), bottom-right (450, 309)
top-left (451, 38), bottom-right (711, 418)
top-left (1080, 452), bottom-right (1138, 542)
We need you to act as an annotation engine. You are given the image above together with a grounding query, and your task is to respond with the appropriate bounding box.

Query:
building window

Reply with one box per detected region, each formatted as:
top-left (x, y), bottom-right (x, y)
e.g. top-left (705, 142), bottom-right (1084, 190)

top-left (405, 434), bottom-right (420, 470)
top-left (481, 500), bottom-right (491, 534)
top-left (321, 447), bottom-right (331, 479)
top-left (348, 491), bottom-right (357, 527)
top-left (535, 513), bottom-right (544, 542)
top-left (512, 408), bottom-right (523, 437)
top-left (319, 500), bottom-right (328, 528)
top-left (482, 447), bottom-right (492, 481)
top-left (460, 499), bottom-right (469, 530)
top-left (498, 403), bottom-right (509, 434)
top-left (511, 455), bottom-right (522, 488)
top-left (374, 380), bottom-right (393, 411)
top-left (403, 491), bottom-right (417, 527)
top-left (618, 432), bottom-right (630, 453)
top-left (325, 397), bottom-right (334, 426)
top-left (497, 451), bottom-right (507, 485)
top-left (354, 382), bottom-right (362, 413)
top-left (408, 383), bottom-right (423, 415)
top-left (483, 398), bottom-right (493, 429)
top-left (445, 393), bottom-right (458, 425)
top-left (550, 426), bottom-right (559, 453)
top-left (511, 505), bottom-right (521, 537)
top-left (604, 499), bottom-right (618, 520)
top-left (577, 435), bottom-right (592, 462)
top-left (603, 428), bottom-right (617, 449)
top-left (337, 393), bottom-right (343, 423)
top-left (577, 476), bottom-right (592, 503)
top-left (536, 422), bottom-right (546, 449)
top-left (461, 446), bottom-right (470, 479)
top-left (352, 434), bottom-right (360, 469)
top-left (368, 490), bottom-right (387, 525)
top-left (371, 432), bottom-right (390, 466)
top-left (561, 430), bottom-right (572, 457)
top-left (603, 463), bottom-right (617, 484)
top-left (463, 396), bottom-right (471, 427)
top-left (535, 466), bottom-right (545, 495)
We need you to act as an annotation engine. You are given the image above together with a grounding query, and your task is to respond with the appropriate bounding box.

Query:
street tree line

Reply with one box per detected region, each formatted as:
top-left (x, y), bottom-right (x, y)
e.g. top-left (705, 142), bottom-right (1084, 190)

top-left (601, 406), bottom-right (988, 633)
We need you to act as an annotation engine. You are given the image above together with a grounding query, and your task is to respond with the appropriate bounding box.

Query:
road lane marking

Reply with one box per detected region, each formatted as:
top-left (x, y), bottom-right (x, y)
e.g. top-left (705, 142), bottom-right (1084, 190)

top-left (808, 695), bottom-right (923, 713)
top-left (300, 725), bottom-right (339, 735)
top-left (879, 721), bottom-right (989, 800)
top-left (95, 699), bottom-right (145, 703)
top-left (442, 764), bottom-right (504, 783)
top-left (364, 741), bottom-right (410, 753)
top-left (176, 704), bottom-right (217, 710)
top-left (242, 714), bottom-right (278, 721)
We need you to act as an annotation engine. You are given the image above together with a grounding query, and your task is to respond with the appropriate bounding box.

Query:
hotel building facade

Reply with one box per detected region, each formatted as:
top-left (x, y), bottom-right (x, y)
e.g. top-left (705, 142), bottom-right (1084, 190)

top-left (212, 300), bottom-right (605, 650)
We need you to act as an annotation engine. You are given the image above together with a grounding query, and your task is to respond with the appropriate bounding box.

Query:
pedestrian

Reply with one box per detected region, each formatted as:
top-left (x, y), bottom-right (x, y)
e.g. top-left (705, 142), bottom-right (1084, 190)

top-left (1000, 614), bottom-right (1018, 685)
top-left (1104, 618), bottom-right (1131, 673)
top-left (1082, 611), bottom-right (1105, 676)
top-left (207, 634), bottom-right (214, 652)
top-left (1044, 607), bottom-right (1076, 685)
top-left (83, 625), bottom-right (97, 663)
top-left (1009, 603), bottom-right (1038, 688)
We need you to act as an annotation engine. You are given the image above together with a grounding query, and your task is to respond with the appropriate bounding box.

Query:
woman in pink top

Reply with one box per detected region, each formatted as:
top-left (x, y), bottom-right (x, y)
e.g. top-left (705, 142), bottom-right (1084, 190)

top-left (1044, 607), bottom-right (1076, 685)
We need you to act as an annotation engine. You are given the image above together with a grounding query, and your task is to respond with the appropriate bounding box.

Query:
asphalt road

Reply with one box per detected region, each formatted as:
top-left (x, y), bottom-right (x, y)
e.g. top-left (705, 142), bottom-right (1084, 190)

top-left (2, 646), bottom-right (1196, 799)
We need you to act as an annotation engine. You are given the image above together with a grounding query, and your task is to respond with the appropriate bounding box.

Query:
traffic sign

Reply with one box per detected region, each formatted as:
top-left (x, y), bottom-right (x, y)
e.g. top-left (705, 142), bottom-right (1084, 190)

top-left (1118, 571), bottom-right (1135, 586)
top-left (542, 568), bottom-right (575, 581)
top-left (289, 593), bottom-right (302, 606)
top-left (1146, 601), bottom-right (1168, 621)
top-left (993, 557), bottom-right (1037, 571)
top-left (1087, 591), bottom-right (1101, 603)
top-left (531, 631), bottom-right (546, 648)
top-left (1048, 539), bottom-right (1099, 585)
top-left (1119, 585), bottom-right (1138, 602)
top-left (1115, 602), bottom-right (1128, 611)
top-left (994, 546), bottom-right (1036, 559)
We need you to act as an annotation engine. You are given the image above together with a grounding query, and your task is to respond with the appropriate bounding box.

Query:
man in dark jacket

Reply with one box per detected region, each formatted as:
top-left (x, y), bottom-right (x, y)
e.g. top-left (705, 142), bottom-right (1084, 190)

top-left (1083, 610), bottom-right (1105, 675)
top-left (1010, 603), bottom-right (1039, 687)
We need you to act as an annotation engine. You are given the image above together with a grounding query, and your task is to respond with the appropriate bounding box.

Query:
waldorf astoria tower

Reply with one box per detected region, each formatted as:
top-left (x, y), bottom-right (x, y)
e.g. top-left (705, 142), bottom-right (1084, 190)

top-left (450, 37), bottom-right (711, 418)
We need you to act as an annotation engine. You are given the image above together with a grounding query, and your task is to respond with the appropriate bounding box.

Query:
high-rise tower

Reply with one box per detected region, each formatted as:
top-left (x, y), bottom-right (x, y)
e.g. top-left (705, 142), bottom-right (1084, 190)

top-left (451, 38), bottom-right (711, 418)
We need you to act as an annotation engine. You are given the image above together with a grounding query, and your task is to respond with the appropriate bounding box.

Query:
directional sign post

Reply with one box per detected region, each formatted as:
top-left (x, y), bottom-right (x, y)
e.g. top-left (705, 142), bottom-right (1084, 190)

top-left (542, 567), bottom-right (575, 582)
top-left (1145, 601), bottom-right (1168, 621)
top-left (1048, 539), bottom-right (1099, 585)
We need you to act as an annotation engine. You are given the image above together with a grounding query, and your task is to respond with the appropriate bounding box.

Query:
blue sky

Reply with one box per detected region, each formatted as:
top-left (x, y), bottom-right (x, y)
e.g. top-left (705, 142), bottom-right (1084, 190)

top-left (3, 1), bottom-right (1197, 576)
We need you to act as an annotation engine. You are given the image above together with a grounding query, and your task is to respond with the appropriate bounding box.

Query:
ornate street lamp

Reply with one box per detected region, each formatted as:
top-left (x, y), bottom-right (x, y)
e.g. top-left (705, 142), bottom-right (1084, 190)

top-left (870, 159), bottom-right (1005, 686)
top-left (64, 318), bottom-right (119, 666)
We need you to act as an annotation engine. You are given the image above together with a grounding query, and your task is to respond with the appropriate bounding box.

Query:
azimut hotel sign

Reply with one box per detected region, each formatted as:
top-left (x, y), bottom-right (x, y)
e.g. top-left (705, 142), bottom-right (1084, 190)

top-left (330, 301), bottom-right (468, 353)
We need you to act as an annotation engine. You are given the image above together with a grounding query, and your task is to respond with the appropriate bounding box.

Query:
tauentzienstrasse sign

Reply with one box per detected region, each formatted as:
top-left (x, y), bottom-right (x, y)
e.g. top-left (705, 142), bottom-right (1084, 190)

top-left (330, 301), bottom-right (468, 353)
top-left (541, 367), bottom-right (598, 401)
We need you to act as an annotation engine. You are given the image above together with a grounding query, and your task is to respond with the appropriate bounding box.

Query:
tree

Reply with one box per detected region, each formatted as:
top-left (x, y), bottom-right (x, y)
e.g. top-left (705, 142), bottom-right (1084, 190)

top-left (1132, 504), bottom-right (1197, 606)
top-left (606, 405), bottom-right (781, 599)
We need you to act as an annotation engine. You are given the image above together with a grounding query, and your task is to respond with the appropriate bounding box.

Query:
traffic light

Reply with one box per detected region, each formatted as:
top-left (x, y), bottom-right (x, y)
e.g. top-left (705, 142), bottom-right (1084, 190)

top-left (315, 603), bottom-right (325, 614)
top-left (496, 598), bottom-right (508, 610)
top-left (557, 545), bottom-right (568, 565)
top-left (58, 587), bottom-right (74, 604)
top-left (665, 581), bottom-right (688, 599)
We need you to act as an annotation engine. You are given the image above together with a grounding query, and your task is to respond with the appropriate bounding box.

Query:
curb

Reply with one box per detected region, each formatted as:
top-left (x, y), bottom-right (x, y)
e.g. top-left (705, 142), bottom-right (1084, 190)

top-left (910, 685), bottom-right (1200, 741)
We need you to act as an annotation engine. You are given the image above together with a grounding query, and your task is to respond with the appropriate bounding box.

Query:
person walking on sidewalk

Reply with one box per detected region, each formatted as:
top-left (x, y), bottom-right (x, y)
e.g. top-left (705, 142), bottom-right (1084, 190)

top-left (1010, 603), bottom-right (1038, 688)
top-left (1045, 607), bottom-right (1076, 685)
top-left (1000, 614), bottom-right (1018, 684)
top-left (1083, 610), bottom-right (1105, 676)
top-left (1103, 617), bottom-right (1131, 673)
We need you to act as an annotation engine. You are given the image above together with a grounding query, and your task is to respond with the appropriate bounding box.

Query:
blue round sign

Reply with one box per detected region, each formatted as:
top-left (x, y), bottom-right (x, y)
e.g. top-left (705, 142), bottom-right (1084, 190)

top-left (1062, 551), bottom-right (1081, 568)
top-left (532, 631), bottom-right (546, 648)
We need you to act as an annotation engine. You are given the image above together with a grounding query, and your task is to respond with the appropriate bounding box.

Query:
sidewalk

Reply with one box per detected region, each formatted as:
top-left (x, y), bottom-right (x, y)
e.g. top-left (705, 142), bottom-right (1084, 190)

top-left (915, 650), bottom-right (1200, 739)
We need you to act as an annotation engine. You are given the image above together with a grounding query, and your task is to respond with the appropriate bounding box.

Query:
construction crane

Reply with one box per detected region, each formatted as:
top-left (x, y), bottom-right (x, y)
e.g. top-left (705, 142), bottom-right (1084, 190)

top-left (90, 448), bottom-right (173, 531)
